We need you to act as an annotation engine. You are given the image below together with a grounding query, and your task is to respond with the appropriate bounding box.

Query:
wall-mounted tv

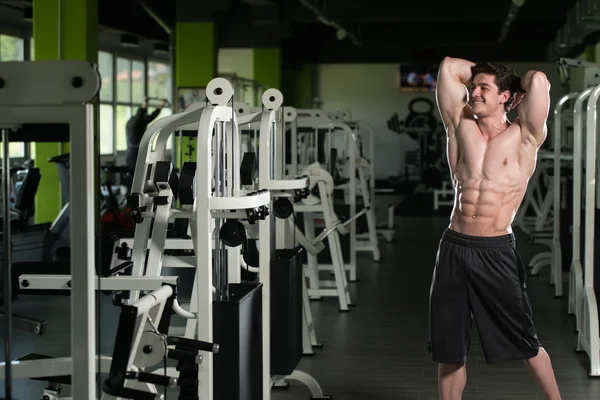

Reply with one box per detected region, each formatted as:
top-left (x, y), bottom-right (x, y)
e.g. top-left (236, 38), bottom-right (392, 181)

top-left (398, 63), bottom-right (439, 92)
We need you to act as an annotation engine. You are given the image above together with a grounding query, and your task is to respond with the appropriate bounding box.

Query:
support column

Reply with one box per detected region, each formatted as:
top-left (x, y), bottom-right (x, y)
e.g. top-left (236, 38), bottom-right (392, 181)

top-left (253, 48), bottom-right (281, 90)
top-left (282, 63), bottom-right (313, 108)
top-left (33, 0), bottom-right (98, 223)
top-left (174, 1), bottom-right (219, 168)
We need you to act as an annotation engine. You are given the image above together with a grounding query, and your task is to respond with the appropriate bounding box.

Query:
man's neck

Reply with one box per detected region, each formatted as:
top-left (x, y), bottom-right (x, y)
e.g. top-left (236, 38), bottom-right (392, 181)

top-left (476, 113), bottom-right (509, 138)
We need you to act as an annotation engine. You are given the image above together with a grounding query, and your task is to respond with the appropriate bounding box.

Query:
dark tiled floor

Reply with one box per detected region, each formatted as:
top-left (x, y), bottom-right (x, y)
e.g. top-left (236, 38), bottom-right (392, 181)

top-left (2, 215), bottom-right (600, 399)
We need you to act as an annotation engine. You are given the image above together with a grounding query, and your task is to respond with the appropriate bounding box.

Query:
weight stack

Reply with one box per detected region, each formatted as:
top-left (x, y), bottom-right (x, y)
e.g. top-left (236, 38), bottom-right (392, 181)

top-left (213, 282), bottom-right (263, 400)
top-left (271, 248), bottom-right (304, 375)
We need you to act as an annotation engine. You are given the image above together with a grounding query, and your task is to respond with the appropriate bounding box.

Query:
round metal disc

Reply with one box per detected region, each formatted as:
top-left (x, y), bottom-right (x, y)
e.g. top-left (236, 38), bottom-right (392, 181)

top-left (134, 331), bottom-right (167, 368)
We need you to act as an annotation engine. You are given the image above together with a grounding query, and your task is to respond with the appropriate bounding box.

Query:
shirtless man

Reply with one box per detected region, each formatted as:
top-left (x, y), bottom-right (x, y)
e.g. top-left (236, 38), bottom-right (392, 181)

top-left (428, 57), bottom-right (562, 400)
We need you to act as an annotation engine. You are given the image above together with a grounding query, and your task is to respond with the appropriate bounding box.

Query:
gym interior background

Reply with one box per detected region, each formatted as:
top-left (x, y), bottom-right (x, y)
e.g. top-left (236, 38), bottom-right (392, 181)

top-left (1, 0), bottom-right (600, 399)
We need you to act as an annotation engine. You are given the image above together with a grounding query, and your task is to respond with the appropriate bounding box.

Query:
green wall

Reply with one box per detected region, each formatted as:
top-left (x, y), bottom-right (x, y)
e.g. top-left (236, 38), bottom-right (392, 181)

top-left (33, 0), bottom-right (98, 223)
top-left (282, 63), bottom-right (313, 108)
top-left (253, 48), bottom-right (281, 90)
top-left (175, 21), bottom-right (216, 168)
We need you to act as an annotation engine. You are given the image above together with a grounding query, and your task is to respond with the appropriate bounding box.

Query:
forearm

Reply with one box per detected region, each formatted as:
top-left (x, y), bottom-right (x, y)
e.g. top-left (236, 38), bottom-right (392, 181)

top-left (440, 57), bottom-right (475, 86)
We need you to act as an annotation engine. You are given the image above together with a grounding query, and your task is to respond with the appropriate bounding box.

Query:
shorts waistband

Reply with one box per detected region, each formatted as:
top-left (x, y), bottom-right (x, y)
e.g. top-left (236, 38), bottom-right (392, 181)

top-left (441, 228), bottom-right (515, 249)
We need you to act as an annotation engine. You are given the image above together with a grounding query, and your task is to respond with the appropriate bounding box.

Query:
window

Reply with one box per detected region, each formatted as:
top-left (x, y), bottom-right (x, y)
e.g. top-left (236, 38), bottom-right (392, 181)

top-left (96, 52), bottom-right (173, 158)
top-left (1, 34), bottom-right (26, 158)
top-left (99, 105), bottom-right (114, 155)
top-left (116, 57), bottom-right (131, 103)
top-left (148, 61), bottom-right (172, 103)
top-left (99, 51), bottom-right (113, 102)
top-left (115, 105), bottom-right (132, 152)
top-left (0, 34), bottom-right (24, 62)
top-left (98, 52), bottom-right (114, 155)
top-left (132, 60), bottom-right (145, 103)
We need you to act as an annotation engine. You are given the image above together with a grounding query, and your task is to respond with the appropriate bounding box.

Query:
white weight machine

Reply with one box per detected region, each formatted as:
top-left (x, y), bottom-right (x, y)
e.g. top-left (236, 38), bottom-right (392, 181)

top-left (102, 284), bottom-right (219, 400)
top-left (234, 88), bottom-right (332, 395)
top-left (235, 99), bottom-right (328, 355)
top-left (569, 87), bottom-right (594, 325)
top-left (328, 110), bottom-right (395, 243)
top-left (514, 151), bottom-right (555, 235)
top-left (548, 91), bottom-right (579, 298)
top-left (0, 60), bottom-right (101, 399)
top-left (0, 61), bottom-right (190, 400)
top-left (286, 107), bottom-right (376, 284)
top-left (576, 81), bottom-right (600, 377)
top-left (219, 72), bottom-right (264, 107)
top-left (125, 77), bottom-right (271, 400)
top-left (329, 118), bottom-right (382, 258)
top-left (525, 150), bottom-right (573, 276)
top-left (250, 105), bottom-right (358, 310)
top-left (559, 58), bottom-right (600, 334)
top-left (125, 78), bottom-right (332, 399)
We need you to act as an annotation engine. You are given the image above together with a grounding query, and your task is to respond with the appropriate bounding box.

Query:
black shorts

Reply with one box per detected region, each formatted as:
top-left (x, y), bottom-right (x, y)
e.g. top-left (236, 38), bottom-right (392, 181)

top-left (428, 228), bottom-right (540, 365)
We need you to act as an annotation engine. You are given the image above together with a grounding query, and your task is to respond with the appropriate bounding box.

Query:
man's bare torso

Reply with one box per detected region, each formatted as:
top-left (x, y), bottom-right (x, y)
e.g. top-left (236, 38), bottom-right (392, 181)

top-left (447, 107), bottom-right (538, 236)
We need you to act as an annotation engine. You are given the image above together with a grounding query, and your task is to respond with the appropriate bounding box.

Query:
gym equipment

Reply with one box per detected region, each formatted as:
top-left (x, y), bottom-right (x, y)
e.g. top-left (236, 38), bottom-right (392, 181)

top-left (387, 97), bottom-right (446, 184)
top-left (576, 82), bottom-right (600, 377)
top-left (126, 77), bottom-right (273, 400)
top-left (569, 87), bottom-right (594, 329)
top-left (514, 152), bottom-right (555, 235)
top-left (235, 89), bottom-right (331, 396)
top-left (146, 96), bottom-right (170, 107)
top-left (124, 78), bottom-right (333, 399)
top-left (522, 150), bottom-right (573, 278)
top-left (286, 107), bottom-right (379, 282)
top-left (355, 120), bottom-right (395, 243)
top-left (404, 97), bottom-right (438, 140)
top-left (236, 101), bottom-right (325, 356)
top-left (9, 269), bottom-right (180, 399)
top-left (551, 91), bottom-right (580, 298)
top-left (220, 72), bottom-right (265, 107)
top-left (49, 155), bottom-right (134, 237)
top-left (330, 113), bottom-right (391, 248)
top-left (0, 161), bottom-right (36, 223)
top-left (237, 98), bottom-right (327, 354)
top-left (47, 154), bottom-right (71, 250)
top-left (102, 285), bottom-right (219, 399)
top-left (0, 59), bottom-right (100, 398)
top-left (0, 160), bottom-right (71, 266)
top-left (99, 165), bottom-right (135, 234)
top-left (296, 162), bottom-right (356, 310)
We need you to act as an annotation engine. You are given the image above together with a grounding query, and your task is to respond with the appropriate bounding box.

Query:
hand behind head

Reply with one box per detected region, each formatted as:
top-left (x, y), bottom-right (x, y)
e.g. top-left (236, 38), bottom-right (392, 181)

top-left (510, 92), bottom-right (525, 111)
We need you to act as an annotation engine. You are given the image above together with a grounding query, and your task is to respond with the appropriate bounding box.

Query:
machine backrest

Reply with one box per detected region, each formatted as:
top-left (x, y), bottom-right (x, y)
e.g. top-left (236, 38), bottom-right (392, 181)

top-left (14, 167), bottom-right (41, 220)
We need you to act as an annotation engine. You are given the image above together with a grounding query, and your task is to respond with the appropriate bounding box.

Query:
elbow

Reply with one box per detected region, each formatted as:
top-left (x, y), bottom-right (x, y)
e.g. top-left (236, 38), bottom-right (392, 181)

top-left (531, 71), bottom-right (550, 89)
top-left (439, 57), bottom-right (455, 71)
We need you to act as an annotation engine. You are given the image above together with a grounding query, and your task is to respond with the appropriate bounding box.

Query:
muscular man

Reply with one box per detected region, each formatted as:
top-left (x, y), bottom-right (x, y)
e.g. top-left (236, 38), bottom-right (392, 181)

top-left (429, 57), bottom-right (561, 400)
top-left (125, 96), bottom-right (168, 171)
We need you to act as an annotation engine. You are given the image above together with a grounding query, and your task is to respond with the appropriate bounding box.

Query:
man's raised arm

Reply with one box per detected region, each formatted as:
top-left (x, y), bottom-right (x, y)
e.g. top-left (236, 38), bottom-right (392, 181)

top-left (436, 57), bottom-right (475, 133)
top-left (517, 71), bottom-right (551, 147)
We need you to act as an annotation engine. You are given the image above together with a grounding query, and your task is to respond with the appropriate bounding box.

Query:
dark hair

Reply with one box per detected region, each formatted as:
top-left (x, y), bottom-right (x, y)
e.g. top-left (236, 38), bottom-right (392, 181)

top-left (471, 62), bottom-right (521, 112)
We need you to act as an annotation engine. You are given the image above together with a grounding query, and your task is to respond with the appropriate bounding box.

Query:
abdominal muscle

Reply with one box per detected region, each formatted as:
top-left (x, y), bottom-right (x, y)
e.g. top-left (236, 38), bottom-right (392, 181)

top-left (448, 169), bottom-right (527, 237)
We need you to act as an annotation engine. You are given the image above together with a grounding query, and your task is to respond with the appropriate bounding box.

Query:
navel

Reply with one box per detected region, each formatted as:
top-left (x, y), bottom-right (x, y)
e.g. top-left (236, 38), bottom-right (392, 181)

top-left (503, 159), bottom-right (508, 166)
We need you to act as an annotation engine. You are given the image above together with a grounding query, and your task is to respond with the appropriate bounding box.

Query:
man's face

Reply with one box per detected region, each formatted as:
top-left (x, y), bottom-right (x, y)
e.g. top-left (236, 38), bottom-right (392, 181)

top-left (469, 73), bottom-right (509, 116)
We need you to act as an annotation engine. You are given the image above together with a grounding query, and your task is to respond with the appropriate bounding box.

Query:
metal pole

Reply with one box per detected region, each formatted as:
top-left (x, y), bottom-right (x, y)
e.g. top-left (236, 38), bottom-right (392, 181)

top-left (214, 123), bottom-right (221, 300)
top-left (220, 121), bottom-right (228, 299)
top-left (2, 127), bottom-right (13, 399)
